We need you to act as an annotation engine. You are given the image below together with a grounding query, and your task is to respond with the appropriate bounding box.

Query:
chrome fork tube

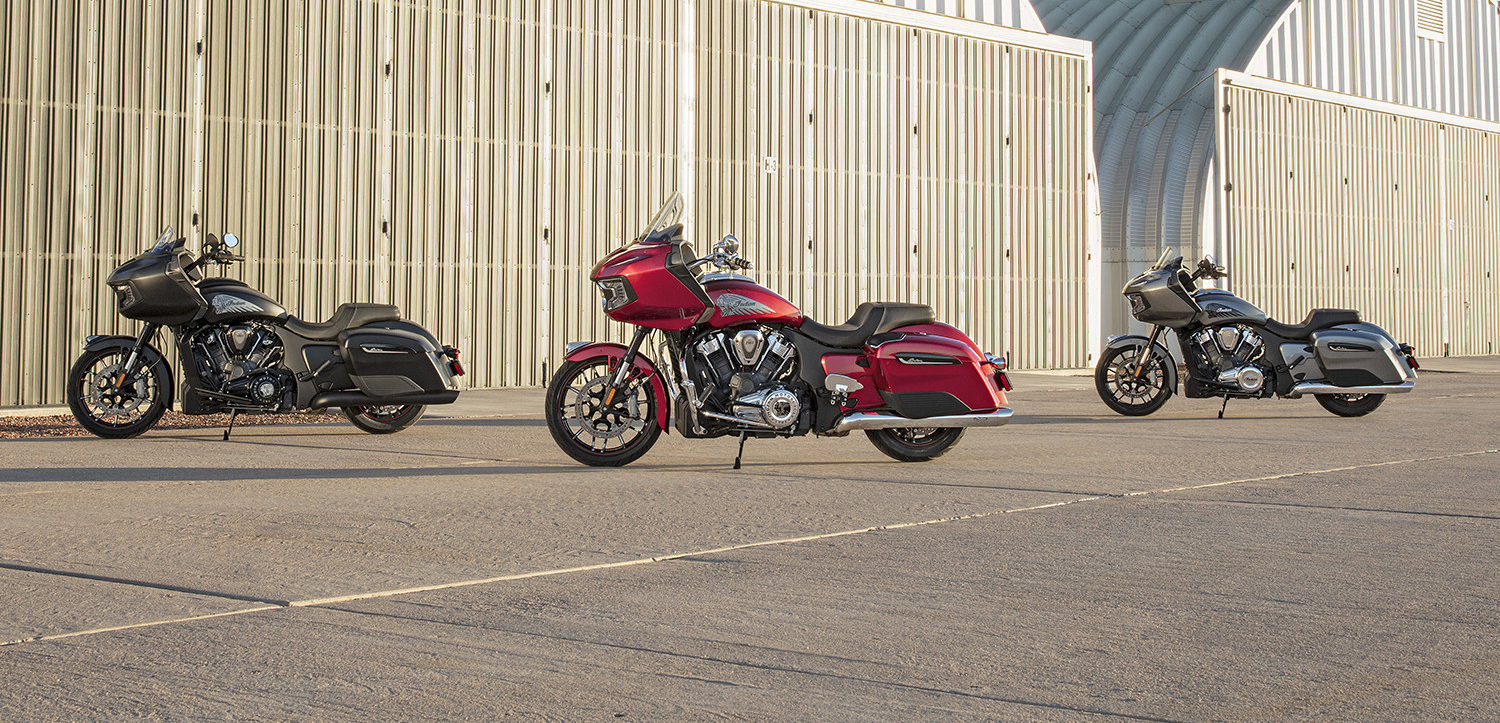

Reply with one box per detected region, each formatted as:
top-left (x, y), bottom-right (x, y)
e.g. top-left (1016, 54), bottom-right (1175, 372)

top-left (1131, 325), bottom-right (1165, 378)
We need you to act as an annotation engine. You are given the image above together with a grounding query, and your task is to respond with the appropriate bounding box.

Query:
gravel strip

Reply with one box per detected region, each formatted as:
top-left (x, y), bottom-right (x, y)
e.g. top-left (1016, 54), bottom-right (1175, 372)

top-left (0, 410), bottom-right (343, 439)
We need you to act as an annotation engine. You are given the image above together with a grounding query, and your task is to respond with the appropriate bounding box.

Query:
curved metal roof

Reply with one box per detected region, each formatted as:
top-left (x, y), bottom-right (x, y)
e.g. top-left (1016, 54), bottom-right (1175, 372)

top-left (1032, 0), bottom-right (1292, 255)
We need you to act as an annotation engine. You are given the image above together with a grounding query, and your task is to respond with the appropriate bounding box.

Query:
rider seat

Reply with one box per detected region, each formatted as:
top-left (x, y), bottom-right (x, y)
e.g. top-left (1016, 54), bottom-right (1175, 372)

top-left (798, 302), bottom-right (936, 348)
top-left (285, 303), bottom-right (402, 340)
top-left (1264, 308), bottom-right (1360, 339)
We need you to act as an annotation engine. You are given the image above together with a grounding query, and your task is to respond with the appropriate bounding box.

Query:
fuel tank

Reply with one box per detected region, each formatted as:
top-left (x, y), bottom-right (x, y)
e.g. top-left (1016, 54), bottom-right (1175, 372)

top-left (703, 277), bottom-right (803, 329)
top-left (1193, 289), bottom-right (1268, 326)
top-left (199, 279), bottom-right (289, 323)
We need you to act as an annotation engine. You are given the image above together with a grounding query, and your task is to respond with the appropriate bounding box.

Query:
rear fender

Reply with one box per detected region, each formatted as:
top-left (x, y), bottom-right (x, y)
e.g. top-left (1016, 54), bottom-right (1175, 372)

top-left (1104, 334), bottom-right (1179, 392)
top-left (82, 335), bottom-right (176, 411)
top-left (563, 342), bottom-right (670, 431)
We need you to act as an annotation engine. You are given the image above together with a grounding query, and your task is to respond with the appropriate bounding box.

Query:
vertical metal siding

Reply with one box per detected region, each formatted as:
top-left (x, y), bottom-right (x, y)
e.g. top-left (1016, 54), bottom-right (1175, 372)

top-left (1253, 0), bottom-right (1500, 123)
top-left (0, 0), bottom-right (1089, 407)
top-left (696, 0), bottom-right (1091, 368)
top-left (1222, 81), bottom-right (1499, 357)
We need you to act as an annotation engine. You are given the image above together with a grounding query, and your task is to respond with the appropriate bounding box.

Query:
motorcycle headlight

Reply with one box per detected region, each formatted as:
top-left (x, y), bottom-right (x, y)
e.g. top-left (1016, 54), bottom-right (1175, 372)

top-left (596, 276), bottom-right (636, 312)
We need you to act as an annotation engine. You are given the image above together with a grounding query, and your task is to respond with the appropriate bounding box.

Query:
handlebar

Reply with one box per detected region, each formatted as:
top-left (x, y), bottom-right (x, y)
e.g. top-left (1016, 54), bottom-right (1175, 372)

top-left (690, 251), bottom-right (754, 272)
top-left (1191, 257), bottom-right (1228, 281)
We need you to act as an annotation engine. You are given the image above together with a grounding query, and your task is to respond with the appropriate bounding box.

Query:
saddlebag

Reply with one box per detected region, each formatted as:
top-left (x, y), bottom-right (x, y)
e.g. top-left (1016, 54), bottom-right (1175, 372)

top-left (1311, 324), bottom-right (1410, 387)
top-left (340, 327), bottom-right (457, 399)
top-left (866, 329), bottom-right (1004, 418)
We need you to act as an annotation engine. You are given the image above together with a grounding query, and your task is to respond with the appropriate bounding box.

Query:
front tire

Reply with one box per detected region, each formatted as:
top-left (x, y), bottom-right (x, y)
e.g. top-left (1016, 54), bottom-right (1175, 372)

top-left (865, 427), bottom-right (965, 462)
top-left (67, 345), bottom-right (170, 439)
top-left (1095, 344), bottom-right (1174, 416)
top-left (1315, 393), bottom-right (1385, 417)
top-left (344, 404), bottom-right (426, 433)
top-left (545, 357), bottom-right (662, 467)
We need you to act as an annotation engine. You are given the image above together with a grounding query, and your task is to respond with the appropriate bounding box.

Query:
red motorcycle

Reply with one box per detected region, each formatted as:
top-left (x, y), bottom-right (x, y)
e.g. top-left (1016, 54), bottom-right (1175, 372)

top-left (546, 193), bottom-right (1013, 467)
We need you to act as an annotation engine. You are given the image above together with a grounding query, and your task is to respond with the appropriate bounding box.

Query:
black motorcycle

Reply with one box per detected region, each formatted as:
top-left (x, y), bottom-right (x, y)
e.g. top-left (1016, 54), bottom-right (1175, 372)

top-left (1095, 249), bottom-right (1419, 418)
top-left (67, 228), bottom-right (464, 438)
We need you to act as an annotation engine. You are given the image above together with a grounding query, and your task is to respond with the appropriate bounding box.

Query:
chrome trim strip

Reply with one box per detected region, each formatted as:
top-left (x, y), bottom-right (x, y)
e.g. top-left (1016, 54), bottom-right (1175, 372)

top-left (831, 408), bottom-right (1013, 433)
top-left (564, 340), bottom-right (591, 355)
top-left (1286, 381), bottom-right (1415, 398)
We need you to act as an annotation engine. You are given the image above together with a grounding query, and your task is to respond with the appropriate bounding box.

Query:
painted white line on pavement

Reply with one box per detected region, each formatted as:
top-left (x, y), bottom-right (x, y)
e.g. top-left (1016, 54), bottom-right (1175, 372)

top-left (0, 605), bottom-right (282, 648)
top-left (1123, 448), bottom-right (1499, 497)
top-left (4, 447), bottom-right (1495, 646)
top-left (288, 496), bottom-right (1105, 607)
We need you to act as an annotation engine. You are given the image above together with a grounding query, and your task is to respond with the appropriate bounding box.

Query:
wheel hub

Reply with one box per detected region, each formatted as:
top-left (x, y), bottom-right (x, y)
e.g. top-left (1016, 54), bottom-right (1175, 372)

top-left (90, 363), bottom-right (147, 416)
top-left (572, 378), bottom-right (636, 439)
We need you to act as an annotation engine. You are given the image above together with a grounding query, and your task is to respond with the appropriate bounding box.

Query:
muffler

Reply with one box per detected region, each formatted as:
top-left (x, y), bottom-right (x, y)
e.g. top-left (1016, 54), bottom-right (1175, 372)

top-left (308, 390), bottom-right (460, 409)
top-left (832, 408), bottom-right (1013, 434)
top-left (1286, 381), bottom-right (1414, 398)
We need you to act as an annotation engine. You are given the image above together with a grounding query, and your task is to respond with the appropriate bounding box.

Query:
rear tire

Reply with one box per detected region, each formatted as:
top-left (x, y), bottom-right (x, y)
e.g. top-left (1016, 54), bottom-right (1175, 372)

top-left (1095, 344), bottom-right (1173, 416)
top-left (1314, 393), bottom-right (1385, 417)
top-left (545, 358), bottom-right (662, 467)
top-left (66, 345), bottom-right (170, 439)
top-left (865, 427), bottom-right (965, 462)
top-left (344, 404), bottom-right (426, 433)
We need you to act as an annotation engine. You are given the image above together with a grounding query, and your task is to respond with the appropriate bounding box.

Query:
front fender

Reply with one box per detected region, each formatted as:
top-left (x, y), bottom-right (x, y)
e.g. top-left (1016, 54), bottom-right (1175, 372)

top-left (563, 342), bottom-right (670, 431)
top-left (1103, 334), bottom-right (1178, 392)
top-left (82, 335), bottom-right (176, 411)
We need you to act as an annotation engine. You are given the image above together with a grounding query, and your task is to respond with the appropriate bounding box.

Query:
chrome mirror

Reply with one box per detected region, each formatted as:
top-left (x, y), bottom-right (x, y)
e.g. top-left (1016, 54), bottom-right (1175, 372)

top-left (223, 234), bottom-right (240, 249)
top-left (715, 234), bottom-right (740, 255)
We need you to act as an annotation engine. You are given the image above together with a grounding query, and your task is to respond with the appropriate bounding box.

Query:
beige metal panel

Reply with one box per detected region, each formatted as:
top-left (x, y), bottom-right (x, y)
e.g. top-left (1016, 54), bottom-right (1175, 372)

top-left (1221, 79), bottom-right (1498, 357)
top-left (696, 0), bottom-right (1091, 368)
top-left (1, 0), bottom-right (1091, 407)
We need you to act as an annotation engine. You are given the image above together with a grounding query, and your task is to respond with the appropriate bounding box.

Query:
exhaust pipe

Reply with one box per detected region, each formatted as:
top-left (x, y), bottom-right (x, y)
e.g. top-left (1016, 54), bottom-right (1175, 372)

top-left (309, 390), bottom-right (460, 409)
top-left (832, 408), bottom-right (1013, 434)
top-left (1286, 381), bottom-right (1414, 398)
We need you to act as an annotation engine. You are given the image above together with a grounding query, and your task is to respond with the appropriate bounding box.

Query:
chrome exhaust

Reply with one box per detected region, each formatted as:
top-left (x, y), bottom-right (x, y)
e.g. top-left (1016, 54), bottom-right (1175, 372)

top-left (832, 408), bottom-right (1013, 434)
top-left (1286, 381), bottom-right (1415, 398)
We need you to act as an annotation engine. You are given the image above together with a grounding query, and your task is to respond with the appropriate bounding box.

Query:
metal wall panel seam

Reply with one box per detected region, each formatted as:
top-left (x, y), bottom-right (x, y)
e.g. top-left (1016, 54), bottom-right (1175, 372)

top-left (777, 0), bottom-right (1089, 57)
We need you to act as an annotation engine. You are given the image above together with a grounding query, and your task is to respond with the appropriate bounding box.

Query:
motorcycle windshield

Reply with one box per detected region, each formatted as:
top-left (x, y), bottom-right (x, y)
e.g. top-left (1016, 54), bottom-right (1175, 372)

top-left (638, 193), bottom-right (683, 239)
top-left (151, 227), bottom-right (176, 253)
top-left (1151, 247), bottom-right (1174, 270)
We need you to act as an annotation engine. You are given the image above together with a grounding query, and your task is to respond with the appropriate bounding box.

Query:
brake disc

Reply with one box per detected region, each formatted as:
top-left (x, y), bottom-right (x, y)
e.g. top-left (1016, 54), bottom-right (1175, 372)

top-left (90, 362), bottom-right (149, 416)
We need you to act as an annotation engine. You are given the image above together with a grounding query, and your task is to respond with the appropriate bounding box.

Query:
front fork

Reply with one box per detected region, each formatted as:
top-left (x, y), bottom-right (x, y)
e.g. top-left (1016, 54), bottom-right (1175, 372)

top-left (1130, 325), bottom-right (1165, 378)
top-left (604, 326), bottom-right (651, 406)
top-left (115, 323), bottom-right (162, 388)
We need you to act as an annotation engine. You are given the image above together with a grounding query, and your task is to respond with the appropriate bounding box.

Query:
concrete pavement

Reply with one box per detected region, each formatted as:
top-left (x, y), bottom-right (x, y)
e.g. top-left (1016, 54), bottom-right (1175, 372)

top-left (0, 361), bottom-right (1496, 719)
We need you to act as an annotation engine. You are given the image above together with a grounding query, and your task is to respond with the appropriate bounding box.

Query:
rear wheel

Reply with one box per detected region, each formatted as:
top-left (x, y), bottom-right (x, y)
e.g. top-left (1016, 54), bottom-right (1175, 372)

top-left (865, 427), bottom-right (965, 462)
top-left (67, 345), bottom-right (170, 439)
top-left (545, 357), bottom-right (662, 467)
top-left (1095, 344), bottom-right (1173, 416)
top-left (344, 404), bottom-right (426, 433)
top-left (1314, 393), bottom-right (1385, 417)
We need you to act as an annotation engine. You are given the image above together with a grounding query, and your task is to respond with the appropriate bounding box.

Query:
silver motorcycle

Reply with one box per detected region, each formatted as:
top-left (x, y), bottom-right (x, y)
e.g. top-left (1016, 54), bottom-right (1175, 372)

top-left (1095, 249), bottom-right (1418, 418)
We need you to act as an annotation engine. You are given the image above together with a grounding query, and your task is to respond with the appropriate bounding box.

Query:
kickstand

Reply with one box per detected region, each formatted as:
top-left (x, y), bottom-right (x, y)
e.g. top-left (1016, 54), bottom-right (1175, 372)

top-left (1218, 396), bottom-right (1230, 419)
top-left (223, 410), bottom-right (240, 441)
top-left (732, 432), bottom-right (748, 470)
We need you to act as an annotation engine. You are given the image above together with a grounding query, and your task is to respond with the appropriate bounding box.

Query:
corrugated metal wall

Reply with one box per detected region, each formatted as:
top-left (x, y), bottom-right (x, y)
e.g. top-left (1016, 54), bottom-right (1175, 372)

top-left (695, 0), bottom-right (1092, 369)
top-left (0, 0), bottom-right (1091, 407)
top-left (1220, 76), bottom-right (1500, 356)
top-left (1252, 0), bottom-right (1500, 123)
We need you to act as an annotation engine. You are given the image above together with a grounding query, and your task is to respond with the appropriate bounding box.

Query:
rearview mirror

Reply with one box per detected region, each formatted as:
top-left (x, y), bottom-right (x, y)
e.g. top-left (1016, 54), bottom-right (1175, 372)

top-left (223, 234), bottom-right (240, 249)
top-left (715, 234), bottom-right (739, 255)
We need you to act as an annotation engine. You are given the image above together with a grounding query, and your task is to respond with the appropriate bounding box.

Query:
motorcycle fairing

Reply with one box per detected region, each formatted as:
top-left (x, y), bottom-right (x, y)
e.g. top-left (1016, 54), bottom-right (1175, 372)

top-left (563, 342), bottom-right (672, 431)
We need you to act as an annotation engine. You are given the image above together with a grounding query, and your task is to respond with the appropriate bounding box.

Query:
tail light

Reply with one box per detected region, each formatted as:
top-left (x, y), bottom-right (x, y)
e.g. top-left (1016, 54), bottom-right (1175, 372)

top-left (995, 372), bottom-right (1013, 392)
top-left (443, 345), bottom-right (465, 376)
top-left (1398, 343), bottom-right (1419, 370)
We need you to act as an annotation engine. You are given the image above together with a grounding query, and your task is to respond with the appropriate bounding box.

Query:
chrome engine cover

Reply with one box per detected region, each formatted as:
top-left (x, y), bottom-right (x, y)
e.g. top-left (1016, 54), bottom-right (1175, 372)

top-left (734, 387), bottom-right (801, 429)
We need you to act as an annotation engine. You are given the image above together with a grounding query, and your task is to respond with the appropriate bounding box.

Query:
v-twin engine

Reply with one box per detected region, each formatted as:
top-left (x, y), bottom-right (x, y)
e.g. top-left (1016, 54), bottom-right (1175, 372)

top-left (690, 326), bottom-right (807, 431)
top-left (190, 322), bottom-right (294, 409)
top-left (1190, 325), bottom-right (1271, 394)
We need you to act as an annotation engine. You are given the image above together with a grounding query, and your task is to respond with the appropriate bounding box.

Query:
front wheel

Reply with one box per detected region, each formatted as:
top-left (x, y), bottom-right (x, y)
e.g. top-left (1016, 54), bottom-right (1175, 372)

top-left (344, 404), bottom-right (426, 433)
top-left (545, 357), bottom-right (662, 467)
top-left (66, 345), bottom-right (170, 439)
top-left (1315, 393), bottom-right (1385, 417)
top-left (865, 427), bottom-right (965, 462)
top-left (1095, 344), bottom-right (1174, 416)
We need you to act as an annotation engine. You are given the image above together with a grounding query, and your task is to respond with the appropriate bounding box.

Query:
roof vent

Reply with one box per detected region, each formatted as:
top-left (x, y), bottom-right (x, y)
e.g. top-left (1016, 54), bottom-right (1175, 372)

top-left (1415, 0), bottom-right (1447, 41)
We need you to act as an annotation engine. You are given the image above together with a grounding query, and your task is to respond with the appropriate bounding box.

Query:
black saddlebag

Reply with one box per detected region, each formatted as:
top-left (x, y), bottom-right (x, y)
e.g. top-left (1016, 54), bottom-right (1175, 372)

top-left (340, 327), bottom-right (456, 399)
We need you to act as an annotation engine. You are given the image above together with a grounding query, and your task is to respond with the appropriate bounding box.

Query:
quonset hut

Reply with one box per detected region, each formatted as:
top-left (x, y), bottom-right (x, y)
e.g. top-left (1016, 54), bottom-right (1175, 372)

top-left (1034, 0), bottom-right (1500, 356)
